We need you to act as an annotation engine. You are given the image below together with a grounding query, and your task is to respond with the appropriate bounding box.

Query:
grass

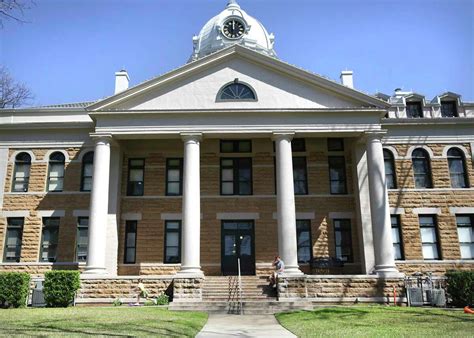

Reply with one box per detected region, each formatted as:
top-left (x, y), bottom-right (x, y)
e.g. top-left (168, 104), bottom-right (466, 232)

top-left (276, 305), bottom-right (474, 337)
top-left (0, 306), bottom-right (207, 337)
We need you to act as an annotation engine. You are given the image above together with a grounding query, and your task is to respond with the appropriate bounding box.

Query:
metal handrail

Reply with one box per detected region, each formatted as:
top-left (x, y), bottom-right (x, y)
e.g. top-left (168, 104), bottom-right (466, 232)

top-left (237, 258), bottom-right (243, 315)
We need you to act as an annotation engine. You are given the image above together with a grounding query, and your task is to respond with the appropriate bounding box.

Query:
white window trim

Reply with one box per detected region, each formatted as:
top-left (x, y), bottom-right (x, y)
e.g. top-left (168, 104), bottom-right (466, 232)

top-left (121, 212), bottom-right (142, 221)
top-left (9, 150), bottom-right (36, 163)
top-left (390, 207), bottom-right (405, 215)
top-left (328, 212), bottom-right (354, 219)
top-left (449, 207), bottom-right (474, 215)
top-left (406, 145), bottom-right (435, 159)
top-left (272, 212), bottom-right (316, 220)
top-left (442, 145), bottom-right (471, 159)
top-left (412, 207), bottom-right (441, 215)
top-left (0, 210), bottom-right (30, 218)
top-left (382, 146), bottom-right (401, 159)
top-left (217, 212), bottom-right (260, 220)
top-left (73, 210), bottom-right (90, 217)
top-left (37, 210), bottom-right (65, 217)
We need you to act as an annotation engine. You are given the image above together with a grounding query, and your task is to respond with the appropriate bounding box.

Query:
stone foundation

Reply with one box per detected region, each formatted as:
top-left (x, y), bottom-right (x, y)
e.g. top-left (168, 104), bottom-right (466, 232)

top-left (396, 261), bottom-right (474, 275)
top-left (172, 278), bottom-right (204, 302)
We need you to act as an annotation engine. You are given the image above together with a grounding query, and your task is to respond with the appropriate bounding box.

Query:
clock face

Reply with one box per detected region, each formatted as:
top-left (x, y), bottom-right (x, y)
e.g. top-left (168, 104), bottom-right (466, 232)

top-left (222, 19), bottom-right (245, 39)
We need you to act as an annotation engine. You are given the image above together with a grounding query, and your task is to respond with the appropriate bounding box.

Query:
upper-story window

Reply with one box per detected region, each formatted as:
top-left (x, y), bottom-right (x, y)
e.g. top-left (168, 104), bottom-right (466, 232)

top-left (383, 149), bottom-right (397, 189)
top-left (406, 102), bottom-right (423, 118)
top-left (221, 140), bottom-right (252, 153)
top-left (47, 152), bottom-right (65, 192)
top-left (12, 152), bottom-right (31, 192)
top-left (218, 82), bottom-right (256, 101)
top-left (127, 159), bottom-right (145, 196)
top-left (80, 152), bottom-right (94, 192)
top-left (166, 158), bottom-right (183, 196)
top-left (447, 148), bottom-right (469, 188)
top-left (412, 148), bottom-right (432, 189)
top-left (441, 101), bottom-right (458, 117)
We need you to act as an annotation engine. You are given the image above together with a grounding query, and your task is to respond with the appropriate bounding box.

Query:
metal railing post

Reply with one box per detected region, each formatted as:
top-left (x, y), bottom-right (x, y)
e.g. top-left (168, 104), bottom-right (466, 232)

top-left (238, 258), bottom-right (243, 315)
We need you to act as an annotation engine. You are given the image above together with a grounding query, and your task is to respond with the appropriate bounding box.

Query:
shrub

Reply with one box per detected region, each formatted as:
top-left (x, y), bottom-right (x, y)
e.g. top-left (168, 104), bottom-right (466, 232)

top-left (43, 271), bottom-right (81, 307)
top-left (112, 298), bottom-right (123, 306)
top-left (445, 270), bottom-right (473, 307)
top-left (155, 293), bottom-right (169, 305)
top-left (0, 272), bottom-right (30, 308)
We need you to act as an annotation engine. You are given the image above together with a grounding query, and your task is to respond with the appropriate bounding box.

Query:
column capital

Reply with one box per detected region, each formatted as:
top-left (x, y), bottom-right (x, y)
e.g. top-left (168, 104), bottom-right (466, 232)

top-left (272, 131), bottom-right (295, 142)
top-left (181, 132), bottom-right (202, 143)
top-left (364, 130), bottom-right (387, 143)
top-left (90, 134), bottom-right (114, 146)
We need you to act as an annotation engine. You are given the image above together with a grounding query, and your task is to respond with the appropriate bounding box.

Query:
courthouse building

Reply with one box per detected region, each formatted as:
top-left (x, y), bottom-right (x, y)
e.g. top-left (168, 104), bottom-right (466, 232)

top-left (0, 1), bottom-right (473, 299)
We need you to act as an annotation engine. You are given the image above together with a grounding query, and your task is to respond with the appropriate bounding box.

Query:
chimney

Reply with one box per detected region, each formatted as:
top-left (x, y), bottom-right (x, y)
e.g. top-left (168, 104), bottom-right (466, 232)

top-left (340, 70), bottom-right (354, 88)
top-left (115, 69), bottom-right (129, 94)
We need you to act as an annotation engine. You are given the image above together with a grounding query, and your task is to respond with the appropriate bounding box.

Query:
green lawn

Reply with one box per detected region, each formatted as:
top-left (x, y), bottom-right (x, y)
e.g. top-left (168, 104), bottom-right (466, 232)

top-left (0, 306), bottom-right (207, 337)
top-left (276, 306), bottom-right (474, 337)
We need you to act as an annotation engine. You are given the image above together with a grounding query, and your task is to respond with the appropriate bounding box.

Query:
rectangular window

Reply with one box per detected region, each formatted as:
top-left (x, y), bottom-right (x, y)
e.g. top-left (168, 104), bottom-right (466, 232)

top-left (3, 218), bottom-right (24, 262)
top-left (419, 215), bottom-right (441, 260)
top-left (293, 157), bottom-right (308, 195)
top-left (328, 156), bottom-right (347, 194)
top-left (127, 159), bottom-right (145, 196)
top-left (441, 101), bottom-right (458, 117)
top-left (166, 158), bottom-right (183, 196)
top-left (296, 220), bottom-right (312, 263)
top-left (164, 220), bottom-right (181, 263)
top-left (47, 163), bottom-right (64, 192)
top-left (220, 140), bottom-right (252, 153)
top-left (40, 217), bottom-right (60, 262)
top-left (406, 102), bottom-right (423, 118)
top-left (334, 219), bottom-right (353, 262)
top-left (76, 217), bottom-right (88, 262)
top-left (327, 138), bottom-right (344, 151)
top-left (12, 163), bottom-right (30, 192)
top-left (391, 215), bottom-right (404, 260)
top-left (292, 138), bottom-right (306, 152)
top-left (456, 215), bottom-right (473, 259)
top-left (124, 220), bottom-right (137, 264)
top-left (220, 158), bottom-right (252, 195)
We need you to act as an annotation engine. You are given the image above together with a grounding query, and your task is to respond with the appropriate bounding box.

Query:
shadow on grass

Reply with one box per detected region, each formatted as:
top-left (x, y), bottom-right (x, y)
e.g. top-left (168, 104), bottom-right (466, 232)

top-left (279, 307), bottom-right (370, 321)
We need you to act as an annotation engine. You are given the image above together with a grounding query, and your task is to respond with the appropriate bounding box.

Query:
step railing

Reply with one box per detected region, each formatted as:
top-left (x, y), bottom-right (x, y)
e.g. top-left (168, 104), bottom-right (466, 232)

top-left (237, 258), bottom-right (243, 315)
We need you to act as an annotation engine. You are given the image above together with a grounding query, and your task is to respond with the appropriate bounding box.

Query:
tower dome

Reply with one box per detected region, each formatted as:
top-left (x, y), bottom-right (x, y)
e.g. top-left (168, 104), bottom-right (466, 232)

top-left (189, 0), bottom-right (277, 62)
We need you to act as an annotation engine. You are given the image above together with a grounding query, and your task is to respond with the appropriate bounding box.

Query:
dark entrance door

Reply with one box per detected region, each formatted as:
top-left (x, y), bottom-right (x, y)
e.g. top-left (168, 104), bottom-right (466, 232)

top-left (221, 220), bottom-right (255, 275)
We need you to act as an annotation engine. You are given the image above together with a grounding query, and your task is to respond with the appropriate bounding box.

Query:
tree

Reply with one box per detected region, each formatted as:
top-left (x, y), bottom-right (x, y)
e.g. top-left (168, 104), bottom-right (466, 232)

top-left (0, 66), bottom-right (34, 108)
top-left (0, 0), bottom-right (34, 25)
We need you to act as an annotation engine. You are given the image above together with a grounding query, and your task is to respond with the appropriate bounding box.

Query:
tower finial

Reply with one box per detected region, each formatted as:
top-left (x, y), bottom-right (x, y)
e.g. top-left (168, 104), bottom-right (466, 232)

top-left (226, 0), bottom-right (240, 9)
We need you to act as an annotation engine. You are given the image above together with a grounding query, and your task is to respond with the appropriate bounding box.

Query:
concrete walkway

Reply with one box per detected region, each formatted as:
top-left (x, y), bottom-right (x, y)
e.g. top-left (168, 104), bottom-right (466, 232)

top-left (196, 314), bottom-right (296, 338)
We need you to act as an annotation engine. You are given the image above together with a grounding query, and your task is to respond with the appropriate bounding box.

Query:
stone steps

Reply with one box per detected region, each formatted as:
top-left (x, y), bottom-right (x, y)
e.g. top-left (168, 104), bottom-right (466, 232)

top-left (201, 276), bottom-right (276, 302)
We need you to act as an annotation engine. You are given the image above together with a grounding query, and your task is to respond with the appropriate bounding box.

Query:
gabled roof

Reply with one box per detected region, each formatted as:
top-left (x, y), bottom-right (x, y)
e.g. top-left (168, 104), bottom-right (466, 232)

top-left (88, 45), bottom-right (390, 111)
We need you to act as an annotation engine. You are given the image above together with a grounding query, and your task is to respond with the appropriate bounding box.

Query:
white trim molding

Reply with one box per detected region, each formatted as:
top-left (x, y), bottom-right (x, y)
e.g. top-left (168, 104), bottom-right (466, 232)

top-left (382, 146), bottom-right (401, 159)
top-left (0, 210), bottom-right (30, 218)
top-left (75, 148), bottom-right (95, 162)
top-left (73, 210), bottom-right (90, 217)
top-left (406, 145), bottom-right (435, 159)
top-left (217, 212), bottom-right (260, 220)
top-left (9, 150), bottom-right (36, 163)
top-left (160, 213), bottom-right (182, 220)
top-left (328, 212), bottom-right (355, 219)
top-left (449, 207), bottom-right (474, 215)
top-left (390, 207), bottom-right (405, 215)
top-left (37, 210), bottom-right (65, 217)
top-left (43, 149), bottom-right (70, 162)
top-left (442, 145), bottom-right (471, 158)
top-left (121, 212), bottom-right (142, 221)
top-left (412, 207), bottom-right (442, 215)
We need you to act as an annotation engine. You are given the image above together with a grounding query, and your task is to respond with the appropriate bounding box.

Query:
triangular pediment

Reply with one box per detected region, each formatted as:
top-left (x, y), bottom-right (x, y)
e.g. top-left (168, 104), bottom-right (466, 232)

top-left (89, 45), bottom-right (388, 112)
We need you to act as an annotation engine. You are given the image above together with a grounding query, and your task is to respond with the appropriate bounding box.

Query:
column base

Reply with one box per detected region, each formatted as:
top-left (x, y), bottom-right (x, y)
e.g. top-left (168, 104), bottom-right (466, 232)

top-left (282, 266), bottom-right (304, 276)
top-left (374, 265), bottom-right (403, 278)
top-left (175, 266), bottom-right (204, 278)
top-left (83, 266), bottom-right (108, 275)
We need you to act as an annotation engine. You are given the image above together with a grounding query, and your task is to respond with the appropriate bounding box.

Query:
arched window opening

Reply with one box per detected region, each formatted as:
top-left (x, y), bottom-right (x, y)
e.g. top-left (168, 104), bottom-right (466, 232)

top-left (47, 152), bottom-right (65, 192)
top-left (218, 82), bottom-right (256, 101)
top-left (412, 149), bottom-right (432, 189)
top-left (81, 152), bottom-right (94, 191)
top-left (447, 148), bottom-right (469, 188)
top-left (12, 152), bottom-right (31, 192)
top-left (383, 149), bottom-right (397, 189)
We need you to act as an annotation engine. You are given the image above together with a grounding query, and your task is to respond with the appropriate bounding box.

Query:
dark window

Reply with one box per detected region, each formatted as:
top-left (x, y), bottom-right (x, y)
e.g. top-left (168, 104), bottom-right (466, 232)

top-left (3, 218), bottom-right (24, 262)
top-left (166, 158), bottom-right (183, 196)
top-left (456, 215), bottom-right (473, 259)
top-left (447, 148), bottom-right (469, 188)
top-left (328, 138), bottom-right (344, 151)
top-left (441, 101), bottom-right (458, 117)
top-left (406, 102), bottom-right (423, 118)
top-left (47, 152), bottom-right (65, 192)
top-left (127, 159), bottom-right (145, 196)
top-left (296, 220), bottom-right (312, 263)
top-left (292, 139), bottom-right (306, 152)
top-left (219, 83), bottom-right (256, 100)
top-left (40, 217), bottom-right (60, 262)
top-left (328, 156), bottom-right (347, 194)
top-left (334, 219), bottom-right (353, 262)
top-left (391, 215), bottom-right (404, 260)
top-left (76, 217), bottom-right (88, 262)
top-left (419, 215), bottom-right (441, 260)
top-left (412, 149), bottom-right (432, 188)
top-left (80, 152), bottom-right (94, 192)
top-left (12, 152), bottom-right (31, 192)
top-left (220, 140), bottom-right (252, 153)
top-left (293, 157), bottom-right (308, 195)
top-left (220, 158), bottom-right (252, 195)
top-left (164, 220), bottom-right (181, 263)
top-left (124, 220), bottom-right (137, 264)
top-left (383, 149), bottom-right (397, 189)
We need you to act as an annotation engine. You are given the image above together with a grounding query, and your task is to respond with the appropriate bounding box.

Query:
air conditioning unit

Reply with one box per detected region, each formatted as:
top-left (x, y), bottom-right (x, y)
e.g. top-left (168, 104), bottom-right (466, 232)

top-left (426, 289), bottom-right (446, 307)
top-left (407, 287), bottom-right (424, 306)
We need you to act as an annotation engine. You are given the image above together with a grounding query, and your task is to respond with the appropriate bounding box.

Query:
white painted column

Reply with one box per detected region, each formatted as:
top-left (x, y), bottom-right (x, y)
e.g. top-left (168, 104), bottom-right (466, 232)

top-left (177, 133), bottom-right (203, 276)
top-left (273, 132), bottom-right (303, 276)
top-left (365, 132), bottom-right (399, 277)
top-left (84, 136), bottom-right (111, 275)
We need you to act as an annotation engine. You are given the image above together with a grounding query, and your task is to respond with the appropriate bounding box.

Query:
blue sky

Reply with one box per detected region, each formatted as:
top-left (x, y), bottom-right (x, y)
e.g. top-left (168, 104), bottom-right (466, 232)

top-left (1, 0), bottom-right (473, 106)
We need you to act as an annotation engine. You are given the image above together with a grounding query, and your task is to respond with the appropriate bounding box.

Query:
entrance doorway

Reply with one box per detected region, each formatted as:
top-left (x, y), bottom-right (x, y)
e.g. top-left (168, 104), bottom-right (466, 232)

top-left (221, 220), bottom-right (255, 275)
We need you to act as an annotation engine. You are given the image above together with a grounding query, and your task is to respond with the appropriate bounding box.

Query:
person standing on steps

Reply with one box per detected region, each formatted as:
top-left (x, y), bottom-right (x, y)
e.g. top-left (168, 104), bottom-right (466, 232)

top-left (269, 255), bottom-right (285, 287)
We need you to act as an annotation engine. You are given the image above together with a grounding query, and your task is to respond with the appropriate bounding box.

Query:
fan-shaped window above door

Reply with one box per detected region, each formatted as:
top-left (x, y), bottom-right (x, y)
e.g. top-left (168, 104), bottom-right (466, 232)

top-left (217, 80), bottom-right (257, 101)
